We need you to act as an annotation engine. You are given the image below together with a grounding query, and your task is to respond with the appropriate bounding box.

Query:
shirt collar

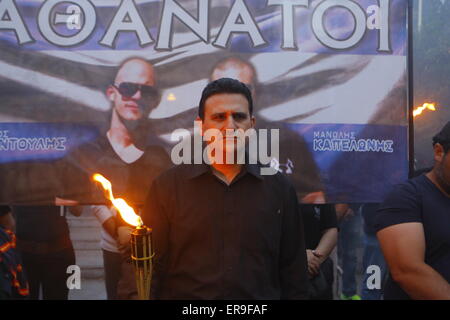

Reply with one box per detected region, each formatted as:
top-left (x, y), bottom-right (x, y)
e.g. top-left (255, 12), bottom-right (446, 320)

top-left (187, 162), bottom-right (264, 181)
top-left (187, 162), bottom-right (211, 179)
top-left (244, 163), bottom-right (264, 180)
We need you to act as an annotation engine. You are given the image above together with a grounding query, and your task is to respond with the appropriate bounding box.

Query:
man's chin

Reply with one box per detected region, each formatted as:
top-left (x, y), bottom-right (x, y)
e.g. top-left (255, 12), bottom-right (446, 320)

top-left (124, 113), bottom-right (143, 121)
top-left (206, 140), bottom-right (246, 165)
top-left (223, 146), bottom-right (246, 164)
top-left (118, 115), bottom-right (146, 133)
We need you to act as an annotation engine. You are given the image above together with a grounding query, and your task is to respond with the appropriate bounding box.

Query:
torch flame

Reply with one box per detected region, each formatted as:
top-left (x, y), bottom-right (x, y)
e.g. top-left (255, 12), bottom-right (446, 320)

top-left (413, 103), bottom-right (436, 117)
top-left (93, 173), bottom-right (143, 227)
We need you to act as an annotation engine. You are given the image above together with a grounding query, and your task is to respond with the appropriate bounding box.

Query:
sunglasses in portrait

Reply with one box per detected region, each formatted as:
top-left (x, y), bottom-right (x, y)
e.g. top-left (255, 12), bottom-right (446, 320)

top-left (112, 82), bottom-right (159, 100)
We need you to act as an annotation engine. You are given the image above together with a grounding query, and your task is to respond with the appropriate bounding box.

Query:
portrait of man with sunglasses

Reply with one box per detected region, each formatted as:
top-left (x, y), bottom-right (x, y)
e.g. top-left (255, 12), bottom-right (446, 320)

top-left (57, 57), bottom-right (170, 204)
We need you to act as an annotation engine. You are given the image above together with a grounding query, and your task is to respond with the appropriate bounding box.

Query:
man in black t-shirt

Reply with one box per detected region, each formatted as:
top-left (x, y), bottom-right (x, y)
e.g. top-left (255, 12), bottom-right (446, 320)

top-left (375, 121), bottom-right (450, 299)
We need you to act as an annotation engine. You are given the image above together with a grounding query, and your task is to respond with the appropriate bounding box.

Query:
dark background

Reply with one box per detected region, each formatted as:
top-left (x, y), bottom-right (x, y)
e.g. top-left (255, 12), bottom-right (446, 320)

top-left (413, 0), bottom-right (450, 169)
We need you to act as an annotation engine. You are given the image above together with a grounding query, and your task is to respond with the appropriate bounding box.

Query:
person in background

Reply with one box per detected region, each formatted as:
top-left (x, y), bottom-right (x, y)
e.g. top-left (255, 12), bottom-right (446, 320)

top-left (90, 205), bottom-right (121, 300)
top-left (337, 203), bottom-right (363, 300)
top-left (300, 204), bottom-right (338, 299)
top-left (0, 205), bottom-right (29, 299)
top-left (12, 206), bottom-right (79, 300)
top-left (375, 121), bottom-right (450, 299)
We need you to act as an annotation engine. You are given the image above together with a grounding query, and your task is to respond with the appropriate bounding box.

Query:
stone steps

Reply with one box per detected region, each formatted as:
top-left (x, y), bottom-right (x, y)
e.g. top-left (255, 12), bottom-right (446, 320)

top-left (72, 240), bottom-right (102, 251)
top-left (69, 227), bottom-right (102, 242)
top-left (67, 212), bottom-right (106, 298)
top-left (67, 217), bottom-right (100, 228)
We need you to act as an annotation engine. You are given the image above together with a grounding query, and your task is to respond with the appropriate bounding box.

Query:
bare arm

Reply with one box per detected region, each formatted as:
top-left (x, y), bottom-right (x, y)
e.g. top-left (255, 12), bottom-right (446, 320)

top-left (307, 227), bottom-right (338, 276)
top-left (315, 227), bottom-right (338, 260)
top-left (103, 216), bottom-right (117, 239)
top-left (67, 206), bottom-right (83, 217)
top-left (377, 222), bottom-right (450, 300)
top-left (54, 197), bottom-right (83, 217)
top-left (300, 191), bottom-right (325, 204)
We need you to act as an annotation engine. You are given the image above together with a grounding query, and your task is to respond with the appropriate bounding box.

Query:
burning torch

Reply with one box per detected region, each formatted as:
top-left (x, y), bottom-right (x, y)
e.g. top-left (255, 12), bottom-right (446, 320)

top-left (93, 173), bottom-right (153, 300)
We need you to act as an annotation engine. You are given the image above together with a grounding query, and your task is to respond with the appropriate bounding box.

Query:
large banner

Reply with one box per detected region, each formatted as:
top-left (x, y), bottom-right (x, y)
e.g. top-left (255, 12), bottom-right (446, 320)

top-left (0, 0), bottom-right (408, 205)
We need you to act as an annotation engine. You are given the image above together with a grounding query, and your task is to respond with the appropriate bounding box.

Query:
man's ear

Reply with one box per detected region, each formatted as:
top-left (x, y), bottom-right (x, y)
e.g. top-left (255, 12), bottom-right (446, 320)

top-left (106, 86), bottom-right (116, 102)
top-left (251, 116), bottom-right (256, 128)
top-left (434, 143), bottom-right (445, 163)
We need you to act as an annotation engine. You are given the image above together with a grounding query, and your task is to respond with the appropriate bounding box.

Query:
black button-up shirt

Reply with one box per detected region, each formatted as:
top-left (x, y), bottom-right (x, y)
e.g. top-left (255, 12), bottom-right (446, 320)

top-left (142, 162), bottom-right (308, 300)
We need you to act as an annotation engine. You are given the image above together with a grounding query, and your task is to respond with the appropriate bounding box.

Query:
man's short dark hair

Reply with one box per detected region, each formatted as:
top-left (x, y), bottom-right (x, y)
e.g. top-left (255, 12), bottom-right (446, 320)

top-left (198, 78), bottom-right (253, 120)
top-left (432, 121), bottom-right (450, 153)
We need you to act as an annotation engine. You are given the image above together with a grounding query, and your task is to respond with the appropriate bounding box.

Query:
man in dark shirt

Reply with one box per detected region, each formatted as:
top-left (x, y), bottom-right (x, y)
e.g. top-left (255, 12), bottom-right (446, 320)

top-left (375, 121), bottom-right (450, 299)
top-left (142, 78), bottom-right (308, 299)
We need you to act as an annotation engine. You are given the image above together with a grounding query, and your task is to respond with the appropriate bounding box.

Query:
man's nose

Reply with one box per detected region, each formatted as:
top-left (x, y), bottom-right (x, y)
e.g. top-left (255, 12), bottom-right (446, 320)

top-left (131, 88), bottom-right (142, 100)
top-left (224, 115), bottom-right (238, 130)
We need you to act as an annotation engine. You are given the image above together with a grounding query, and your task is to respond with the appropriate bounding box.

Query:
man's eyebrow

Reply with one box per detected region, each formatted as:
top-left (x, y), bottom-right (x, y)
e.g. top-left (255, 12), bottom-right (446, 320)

top-left (211, 112), bottom-right (226, 117)
top-left (210, 111), bottom-right (248, 117)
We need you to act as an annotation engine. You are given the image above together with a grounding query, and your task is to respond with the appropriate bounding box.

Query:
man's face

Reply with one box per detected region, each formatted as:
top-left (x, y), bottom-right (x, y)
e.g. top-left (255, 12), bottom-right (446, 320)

top-left (107, 60), bottom-right (157, 121)
top-left (201, 93), bottom-right (255, 160)
top-left (434, 143), bottom-right (450, 195)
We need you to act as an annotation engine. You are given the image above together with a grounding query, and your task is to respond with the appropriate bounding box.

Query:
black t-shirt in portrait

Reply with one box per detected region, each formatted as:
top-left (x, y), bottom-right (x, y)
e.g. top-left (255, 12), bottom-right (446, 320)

top-left (59, 136), bottom-right (171, 206)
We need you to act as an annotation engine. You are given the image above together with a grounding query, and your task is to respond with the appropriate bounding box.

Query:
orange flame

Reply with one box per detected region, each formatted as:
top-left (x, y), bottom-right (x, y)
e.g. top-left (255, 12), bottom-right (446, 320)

top-left (413, 103), bottom-right (436, 117)
top-left (93, 173), bottom-right (143, 227)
